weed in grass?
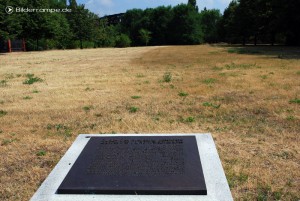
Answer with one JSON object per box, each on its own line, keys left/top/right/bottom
{"left": 23, "top": 74, "right": 43, "bottom": 85}
{"left": 83, "top": 105, "right": 93, "bottom": 112}
{"left": 163, "top": 72, "right": 172, "bottom": 82}
{"left": 272, "top": 191, "right": 282, "bottom": 200}
{"left": 0, "top": 80, "right": 7, "bottom": 87}
{"left": 185, "top": 116, "right": 195, "bottom": 123}
{"left": 170, "top": 84, "right": 175, "bottom": 89}
{"left": 36, "top": 150, "right": 46, "bottom": 156}
{"left": 0, "top": 130, "right": 2, "bottom": 134}
{"left": 203, "top": 78, "right": 217, "bottom": 84}
{"left": 289, "top": 98, "right": 300, "bottom": 104}
{"left": 131, "top": 96, "right": 141, "bottom": 99}
{"left": 219, "top": 73, "right": 226, "bottom": 76}
{"left": 152, "top": 116, "right": 160, "bottom": 121}
{"left": 95, "top": 113, "right": 102, "bottom": 117}
{"left": 23, "top": 96, "right": 32, "bottom": 100}
{"left": 136, "top": 73, "right": 145, "bottom": 78}
{"left": 47, "top": 123, "right": 72, "bottom": 138}
{"left": 228, "top": 172, "right": 249, "bottom": 188}
{"left": 178, "top": 92, "right": 189, "bottom": 97}
{"left": 85, "top": 87, "right": 92, "bottom": 91}
{"left": 212, "top": 66, "right": 223, "bottom": 71}
{"left": 273, "top": 151, "right": 294, "bottom": 160}
{"left": 286, "top": 115, "right": 295, "bottom": 121}
{"left": 203, "top": 102, "right": 221, "bottom": 109}
{"left": 32, "top": 90, "right": 40, "bottom": 93}
{"left": 225, "top": 63, "right": 256, "bottom": 70}
{"left": 260, "top": 75, "right": 268, "bottom": 79}
{"left": 129, "top": 106, "right": 139, "bottom": 113}
{"left": 1, "top": 139, "right": 13, "bottom": 145}
{"left": 0, "top": 100, "right": 4, "bottom": 104}
{"left": 257, "top": 185, "right": 271, "bottom": 201}
{"left": 297, "top": 71, "right": 300, "bottom": 75}
{"left": 0, "top": 110, "right": 8, "bottom": 117}
{"left": 143, "top": 80, "right": 150, "bottom": 84}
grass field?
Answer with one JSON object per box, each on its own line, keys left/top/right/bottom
{"left": 0, "top": 45, "right": 299, "bottom": 200}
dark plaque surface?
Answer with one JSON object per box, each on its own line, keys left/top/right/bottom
{"left": 57, "top": 136, "right": 207, "bottom": 195}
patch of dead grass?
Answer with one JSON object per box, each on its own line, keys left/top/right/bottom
{"left": 0, "top": 45, "right": 299, "bottom": 200}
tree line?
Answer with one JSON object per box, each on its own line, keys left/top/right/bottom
{"left": 0, "top": 0, "right": 299, "bottom": 51}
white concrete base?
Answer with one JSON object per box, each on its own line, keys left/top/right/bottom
{"left": 30, "top": 134, "right": 233, "bottom": 201}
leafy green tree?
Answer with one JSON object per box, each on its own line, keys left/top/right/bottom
{"left": 148, "top": 6, "right": 173, "bottom": 45}
{"left": 0, "top": 0, "right": 23, "bottom": 40}
{"left": 21, "top": 0, "right": 54, "bottom": 50}
{"left": 115, "top": 34, "right": 131, "bottom": 47}
{"left": 139, "top": 29, "right": 151, "bottom": 46}
{"left": 46, "top": 13, "right": 72, "bottom": 49}
{"left": 121, "top": 9, "right": 144, "bottom": 45}
{"left": 168, "top": 4, "right": 203, "bottom": 45}
{"left": 67, "top": 4, "right": 97, "bottom": 49}
{"left": 94, "top": 19, "right": 120, "bottom": 47}
{"left": 188, "top": 0, "right": 198, "bottom": 11}
{"left": 200, "top": 8, "right": 222, "bottom": 43}
{"left": 218, "top": 1, "right": 239, "bottom": 43}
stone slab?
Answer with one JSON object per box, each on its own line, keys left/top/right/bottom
{"left": 30, "top": 134, "right": 233, "bottom": 201}
{"left": 57, "top": 136, "right": 206, "bottom": 195}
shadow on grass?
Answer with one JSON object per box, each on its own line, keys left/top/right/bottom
{"left": 216, "top": 44, "right": 300, "bottom": 59}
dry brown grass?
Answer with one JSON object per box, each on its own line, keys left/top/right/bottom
{"left": 0, "top": 45, "right": 299, "bottom": 200}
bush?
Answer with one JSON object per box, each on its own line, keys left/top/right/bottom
{"left": 115, "top": 34, "right": 131, "bottom": 48}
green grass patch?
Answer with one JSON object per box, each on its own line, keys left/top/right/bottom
{"left": 178, "top": 92, "right": 189, "bottom": 97}
{"left": 32, "top": 90, "right": 40, "bottom": 93}
{"left": 163, "top": 72, "right": 172, "bottom": 82}
{"left": 0, "top": 110, "right": 8, "bottom": 117}
{"left": 0, "top": 80, "right": 7, "bottom": 87}
{"left": 289, "top": 98, "right": 300, "bottom": 104}
{"left": 36, "top": 150, "right": 46, "bottom": 156}
{"left": 203, "top": 78, "right": 217, "bottom": 84}
{"left": 129, "top": 106, "right": 139, "bottom": 113}
{"left": 260, "top": 75, "right": 268, "bottom": 79}
{"left": 203, "top": 102, "right": 221, "bottom": 109}
{"left": 23, "top": 96, "right": 32, "bottom": 100}
{"left": 225, "top": 62, "right": 257, "bottom": 70}
{"left": 257, "top": 184, "right": 271, "bottom": 201}
{"left": 1, "top": 139, "right": 14, "bottom": 146}
{"left": 228, "top": 172, "right": 249, "bottom": 188}
{"left": 286, "top": 115, "right": 295, "bottom": 121}
{"left": 212, "top": 66, "right": 223, "bottom": 71}
{"left": 131, "top": 96, "right": 141, "bottom": 99}
{"left": 83, "top": 105, "right": 93, "bottom": 112}
{"left": 23, "top": 74, "right": 43, "bottom": 85}
{"left": 185, "top": 116, "right": 195, "bottom": 122}
{"left": 46, "top": 123, "right": 73, "bottom": 138}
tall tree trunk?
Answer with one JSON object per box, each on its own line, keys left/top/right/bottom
{"left": 80, "top": 39, "right": 83, "bottom": 49}
{"left": 7, "top": 39, "right": 12, "bottom": 53}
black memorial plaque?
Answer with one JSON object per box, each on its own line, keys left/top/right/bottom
{"left": 57, "top": 136, "right": 207, "bottom": 195}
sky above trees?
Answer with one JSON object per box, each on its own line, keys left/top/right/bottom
{"left": 77, "top": 0, "right": 231, "bottom": 16}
